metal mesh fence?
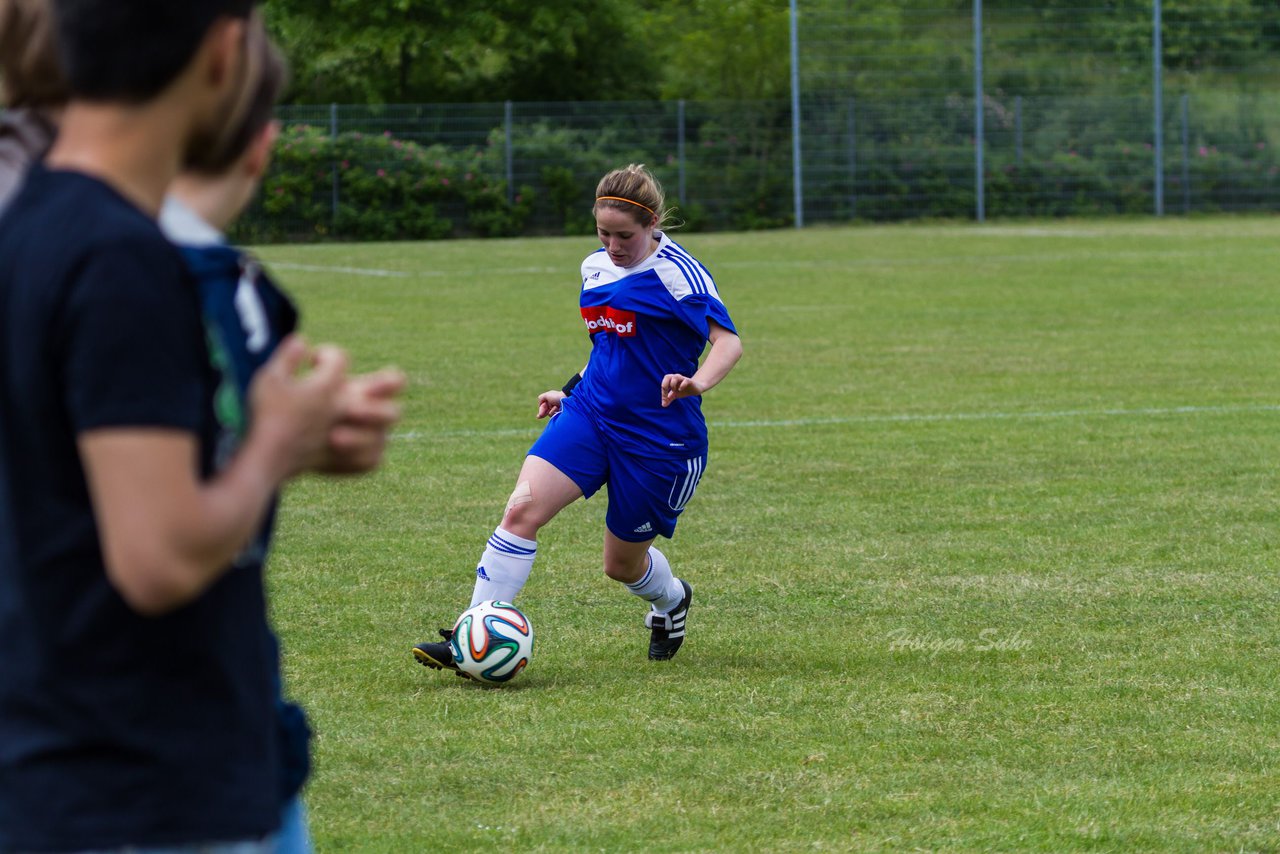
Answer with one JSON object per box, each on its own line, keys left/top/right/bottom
{"left": 796, "top": 1, "right": 1280, "bottom": 225}
{"left": 236, "top": 100, "right": 796, "bottom": 241}
{"left": 230, "top": 2, "right": 1280, "bottom": 242}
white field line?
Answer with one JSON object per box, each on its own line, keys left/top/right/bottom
{"left": 266, "top": 262, "right": 565, "bottom": 279}
{"left": 267, "top": 261, "right": 430, "bottom": 278}
{"left": 392, "top": 403, "right": 1280, "bottom": 442}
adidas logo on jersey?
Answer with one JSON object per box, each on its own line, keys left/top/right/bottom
{"left": 633, "top": 522, "right": 654, "bottom": 534}
{"left": 476, "top": 565, "right": 491, "bottom": 581}
{"left": 581, "top": 306, "right": 637, "bottom": 337}
{"left": 590, "top": 271, "right": 601, "bottom": 280}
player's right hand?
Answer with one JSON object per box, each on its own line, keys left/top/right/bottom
{"left": 250, "top": 335, "right": 348, "bottom": 477}
{"left": 537, "top": 390, "right": 566, "bottom": 420}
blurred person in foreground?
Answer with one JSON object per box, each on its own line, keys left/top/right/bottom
{"left": 0, "top": 0, "right": 67, "bottom": 211}
{"left": 0, "top": 1, "right": 400, "bottom": 851}
{"left": 157, "top": 31, "right": 406, "bottom": 854}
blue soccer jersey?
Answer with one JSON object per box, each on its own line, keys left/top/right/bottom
{"left": 567, "top": 232, "right": 736, "bottom": 458}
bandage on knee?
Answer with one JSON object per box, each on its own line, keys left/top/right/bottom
{"left": 506, "top": 480, "right": 533, "bottom": 513}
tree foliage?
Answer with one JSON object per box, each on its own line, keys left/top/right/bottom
{"left": 265, "top": 0, "right": 1280, "bottom": 105}
{"left": 636, "top": 0, "right": 791, "bottom": 101}
{"left": 265, "top": 0, "right": 659, "bottom": 103}
{"left": 1035, "top": 0, "right": 1272, "bottom": 72}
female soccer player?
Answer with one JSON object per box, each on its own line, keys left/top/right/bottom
{"left": 414, "top": 163, "right": 742, "bottom": 672}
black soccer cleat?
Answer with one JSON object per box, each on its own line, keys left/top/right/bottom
{"left": 645, "top": 579, "right": 692, "bottom": 661}
{"left": 412, "top": 629, "right": 472, "bottom": 679}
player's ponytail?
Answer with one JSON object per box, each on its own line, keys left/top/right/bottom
{"left": 593, "top": 164, "right": 677, "bottom": 231}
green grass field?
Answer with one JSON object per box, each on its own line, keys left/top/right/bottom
{"left": 255, "top": 218, "right": 1280, "bottom": 852}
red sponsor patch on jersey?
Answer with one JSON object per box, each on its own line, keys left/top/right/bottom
{"left": 581, "top": 306, "right": 637, "bottom": 337}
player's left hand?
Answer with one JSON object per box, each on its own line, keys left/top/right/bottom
{"left": 537, "top": 390, "right": 567, "bottom": 419}
{"left": 661, "top": 373, "right": 704, "bottom": 407}
{"left": 319, "top": 368, "right": 406, "bottom": 474}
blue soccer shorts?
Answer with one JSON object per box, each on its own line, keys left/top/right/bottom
{"left": 528, "top": 403, "right": 707, "bottom": 542}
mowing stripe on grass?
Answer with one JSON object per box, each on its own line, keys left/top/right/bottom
{"left": 393, "top": 403, "right": 1280, "bottom": 441}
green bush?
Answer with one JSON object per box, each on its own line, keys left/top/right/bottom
{"left": 233, "top": 124, "right": 532, "bottom": 243}
{"left": 232, "top": 101, "right": 1280, "bottom": 242}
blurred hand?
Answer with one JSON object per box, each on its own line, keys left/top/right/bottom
{"left": 318, "top": 368, "right": 407, "bottom": 475}
{"left": 249, "top": 336, "right": 348, "bottom": 477}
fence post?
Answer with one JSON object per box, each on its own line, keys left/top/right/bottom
{"left": 329, "top": 103, "right": 339, "bottom": 225}
{"left": 504, "top": 100, "right": 514, "bottom": 205}
{"left": 789, "top": 0, "right": 804, "bottom": 228}
{"left": 1153, "top": 0, "right": 1164, "bottom": 216}
{"left": 973, "top": 0, "right": 985, "bottom": 223}
{"left": 677, "top": 99, "right": 687, "bottom": 205}
{"left": 847, "top": 97, "right": 856, "bottom": 219}
{"left": 1015, "top": 95, "right": 1023, "bottom": 167}
{"left": 1179, "top": 93, "right": 1190, "bottom": 214}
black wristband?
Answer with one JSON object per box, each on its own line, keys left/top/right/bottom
{"left": 561, "top": 372, "right": 582, "bottom": 396}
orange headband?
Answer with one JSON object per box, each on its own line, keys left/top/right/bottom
{"left": 596, "top": 196, "right": 657, "bottom": 218}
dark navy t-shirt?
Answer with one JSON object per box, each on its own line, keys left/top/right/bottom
{"left": 0, "top": 166, "right": 280, "bottom": 851}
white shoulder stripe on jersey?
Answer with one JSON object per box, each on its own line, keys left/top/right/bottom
{"left": 651, "top": 250, "right": 696, "bottom": 299}
{"left": 665, "top": 243, "right": 722, "bottom": 302}
{"left": 657, "top": 249, "right": 706, "bottom": 298}
{"left": 665, "top": 243, "right": 713, "bottom": 286}
{"left": 668, "top": 249, "right": 708, "bottom": 295}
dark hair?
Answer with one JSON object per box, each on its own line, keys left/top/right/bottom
{"left": 52, "top": 0, "right": 257, "bottom": 102}
{"left": 186, "top": 29, "right": 285, "bottom": 175}
{"left": 593, "top": 163, "right": 674, "bottom": 230}
{"left": 0, "top": 0, "right": 67, "bottom": 108}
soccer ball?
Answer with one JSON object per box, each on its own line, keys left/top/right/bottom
{"left": 449, "top": 601, "right": 533, "bottom": 684}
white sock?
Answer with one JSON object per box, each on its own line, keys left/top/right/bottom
{"left": 624, "top": 546, "right": 684, "bottom": 614}
{"left": 469, "top": 527, "right": 537, "bottom": 607}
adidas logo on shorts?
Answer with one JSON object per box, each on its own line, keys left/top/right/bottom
{"left": 633, "top": 522, "right": 654, "bottom": 534}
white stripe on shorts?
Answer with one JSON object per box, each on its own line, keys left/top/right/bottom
{"left": 668, "top": 456, "right": 703, "bottom": 511}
